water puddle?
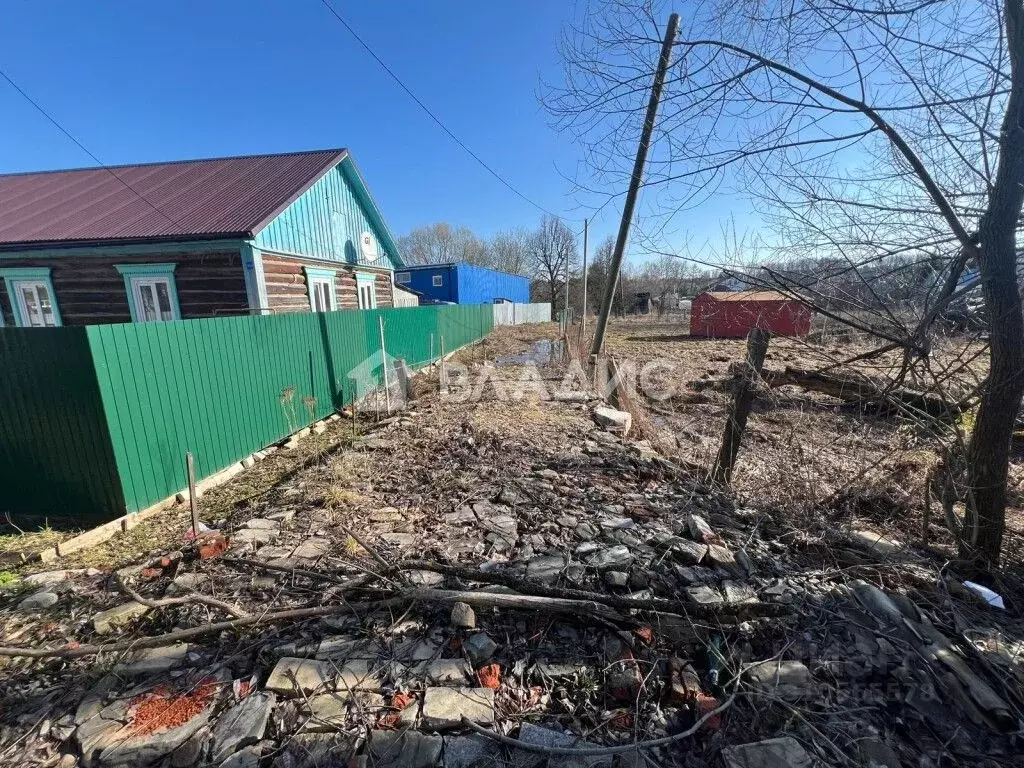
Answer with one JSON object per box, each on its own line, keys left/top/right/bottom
{"left": 494, "top": 339, "right": 565, "bottom": 367}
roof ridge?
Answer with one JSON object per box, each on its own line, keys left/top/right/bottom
{"left": 0, "top": 148, "right": 348, "bottom": 179}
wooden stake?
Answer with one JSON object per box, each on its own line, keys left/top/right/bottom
{"left": 185, "top": 451, "right": 200, "bottom": 537}
{"left": 712, "top": 329, "right": 771, "bottom": 484}
{"left": 378, "top": 316, "right": 391, "bottom": 416}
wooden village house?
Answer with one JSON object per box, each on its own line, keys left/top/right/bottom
{"left": 0, "top": 148, "right": 403, "bottom": 327}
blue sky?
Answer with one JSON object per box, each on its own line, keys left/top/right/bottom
{"left": 0, "top": 0, "right": 752, "bottom": 257}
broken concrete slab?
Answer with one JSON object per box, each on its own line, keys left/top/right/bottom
{"left": 443, "top": 734, "right": 498, "bottom": 768}
{"left": 512, "top": 723, "right": 612, "bottom": 768}
{"left": 113, "top": 644, "right": 191, "bottom": 676}
{"left": 92, "top": 601, "right": 149, "bottom": 634}
{"left": 265, "top": 658, "right": 334, "bottom": 697}
{"left": 721, "top": 737, "right": 812, "bottom": 768}
{"left": 209, "top": 692, "right": 274, "bottom": 763}
{"left": 419, "top": 658, "right": 471, "bottom": 685}
{"left": 585, "top": 545, "right": 633, "bottom": 571}
{"left": 722, "top": 580, "right": 758, "bottom": 604}
{"left": 421, "top": 687, "right": 495, "bottom": 730}
{"left": 525, "top": 554, "right": 567, "bottom": 584}
{"left": 592, "top": 406, "right": 632, "bottom": 435}
{"left": 368, "top": 729, "right": 443, "bottom": 768}
{"left": 743, "top": 660, "right": 813, "bottom": 701}
{"left": 290, "top": 537, "right": 331, "bottom": 560}
{"left": 685, "top": 584, "right": 724, "bottom": 605}
{"left": 18, "top": 590, "right": 58, "bottom": 611}
{"left": 463, "top": 633, "right": 499, "bottom": 667}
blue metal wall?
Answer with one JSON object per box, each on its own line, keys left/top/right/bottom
{"left": 397, "top": 265, "right": 456, "bottom": 303}
{"left": 255, "top": 161, "right": 400, "bottom": 269}
{"left": 396, "top": 264, "right": 528, "bottom": 304}
{"left": 456, "top": 264, "right": 530, "bottom": 304}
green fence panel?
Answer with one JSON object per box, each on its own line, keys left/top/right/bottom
{"left": 0, "top": 328, "right": 124, "bottom": 525}
{"left": 86, "top": 305, "right": 492, "bottom": 515}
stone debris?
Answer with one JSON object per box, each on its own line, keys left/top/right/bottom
{"left": 721, "top": 737, "right": 812, "bottom": 768}
{"left": 1, "top": 331, "right": 1017, "bottom": 768}
{"left": 450, "top": 601, "right": 476, "bottom": 629}
{"left": 421, "top": 687, "right": 495, "bottom": 730}
{"left": 18, "top": 590, "right": 58, "bottom": 611}
{"left": 743, "top": 660, "right": 814, "bottom": 701}
{"left": 209, "top": 691, "right": 274, "bottom": 762}
{"left": 592, "top": 405, "right": 632, "bottom": 434}
{"left": 92, "top": 601, "right": 149, "bottom": 634}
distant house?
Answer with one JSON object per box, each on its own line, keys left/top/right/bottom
{"left": 394, "top": 263, "right": 529, "bottom": 305}
{"left": 0, "top": 148, "right": 403, "bottom": 327}
{"left": 690, "top": 291, "right": 812, "bottom": 338}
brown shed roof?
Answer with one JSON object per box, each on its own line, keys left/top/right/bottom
{"left": 703, "top": 290, "right": 796, "bottom": 302}
{"left": 0, "top": 148, "right": 348, "bottom": 248}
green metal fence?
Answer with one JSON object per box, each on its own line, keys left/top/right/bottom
{"left": 0, "top": 305, "right": 492, "bottom": 525}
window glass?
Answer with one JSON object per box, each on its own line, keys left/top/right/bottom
{"left": 311, "top": 279, "right": 333, "bottom": 312}
{"left": 432, "top": 275, "right": 443, "bottom": 287}
{"left": 14, "top": 281, "right": 58, "bottom": 327}
{"left": 396, "top": 272, "right": 411, "bottom": 284}
{"left": 130, "top": 276, "right": 178, "bottom": 322}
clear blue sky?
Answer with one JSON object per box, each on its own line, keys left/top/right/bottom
{"left": 0, "top": 0, "right": 751, "bottom": 256}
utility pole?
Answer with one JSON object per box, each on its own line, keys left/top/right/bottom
{"left": 581, "top": 218, "right": 589, "bottom": 338}
{"left": 589, "top": 12, "right": 680, "bottom": 357}
{"left": 563, "top": 247, "right": 571, "bottom": 328}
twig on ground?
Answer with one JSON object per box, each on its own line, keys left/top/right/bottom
{"left": 462, "top": 686, "right": 737, "bottom": 756}
{"left": 117, "top": 574, "right": 250, "bottom": 619}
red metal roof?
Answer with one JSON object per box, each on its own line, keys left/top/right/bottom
{"left": 702, "top": 290, "right": 795, "bottom": 302}
{"left": 0, "top": 148, "right": 348, "bottom": 248}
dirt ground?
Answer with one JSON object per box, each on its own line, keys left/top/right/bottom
{"left": 0, "top": 321, "right": 1022, "bottom": 768}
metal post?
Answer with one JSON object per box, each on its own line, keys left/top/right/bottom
{"left": 439, "top": 335, "right": 447, "bottom": 389}
{"left": 430, "top": 333, "right": 434, "bottom": 366}
{"left": 589, "top": 12, "right": 680, "bottom": 357}
{"left": 378, "top": 316, "right": 391, "bottom": 416}
{"left": 185, "top": 451, "right": 200, "bottom": 537}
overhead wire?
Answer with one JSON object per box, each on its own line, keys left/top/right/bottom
{"left": 0, "top": 65, "right": 181, "bottom": 228}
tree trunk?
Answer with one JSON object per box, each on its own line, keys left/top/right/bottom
{"left": 962, "top": 0, "right": 1024, "bottom": 567}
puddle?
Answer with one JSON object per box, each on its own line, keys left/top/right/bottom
{"left": 495, "top": 340, "right": 565, "bottom": 367}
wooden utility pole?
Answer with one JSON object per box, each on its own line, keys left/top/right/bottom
{"left": 185, "top": 451, "right": 200, "bottom": 537}
{"left": 712, "top": 329, "right": 771, "bottom": 484}
{"left": 589, "top": 12, "right": 680, "bottom": 358}
{"left": 378, "top": 316, "right": 391, "bottom": 416}
{"left": 581, "top": 218, "right": 589, "bottom": 339}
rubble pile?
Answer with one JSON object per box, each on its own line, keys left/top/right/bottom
{"left": 0, "top": 335, "right": 1021, "bottom": 767}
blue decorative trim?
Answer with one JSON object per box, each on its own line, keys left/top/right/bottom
{"left": 0, "top": 267, "right": 62, "bottom": 326}
{"left": 115, "top": 263, "right": 181, "bottom": 322}
{"left": 241, "top": 243, "right": 269, "bottom": 315}
{"left": 304, "top": 266, "right": 337, "bottom": 311}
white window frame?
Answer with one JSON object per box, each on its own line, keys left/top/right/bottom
{"left": 115, "top": 264, "right": 181, "bottom": 323}
{"left": 304, "top": 267, "right": 337, "bottom": 313}
{"left": 356, "top": 273, "right": 378, "bottom": 310}
{"left": 395, "top": 271, "right": 411, "bottom": 284}
{"left": 0, "top": 268, "right": 62, "bottom": 327}
{"left": 432, "top": 274, "right": 444, "bottom": 287}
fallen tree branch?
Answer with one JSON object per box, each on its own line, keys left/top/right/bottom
{"left": 462, "top": 686, "right": 737, "bottom": 755}
{"left": 117, "top": 574, "right": 250, "bottom": 619}
{"left": 0, "top": 581, "right": 398, "bottom": 659}
{"left": 396, "top": 560, "right": 789, "bottom": 620}
{"left": 693, "top": 365, "right": 961, "bottom": 418}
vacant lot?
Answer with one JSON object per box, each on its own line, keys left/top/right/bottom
{"left": 0, "top": 321, "right": 1020, "bottom": 768}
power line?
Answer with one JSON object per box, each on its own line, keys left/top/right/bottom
{"left": 0, "top": 65, "right": 179, "bottom": 227}
{"left": 317, "top": 0, "right": 568, "bottom": 222}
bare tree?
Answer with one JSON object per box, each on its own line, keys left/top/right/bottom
{"left": 488, "top": 227, "right": 533, "bottom": 275}
{"left": 548, "top": 0, "right": 1024, "bottom": 567}
{"left": 397, "top": 223, "right": 487, "bottom": 266}
{"left": 529, "top": 215, "right": 580, "bottom": 319}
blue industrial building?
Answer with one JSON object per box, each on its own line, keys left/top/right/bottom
{"left": 394, "top": 263, "right": 529, "bottom": 305}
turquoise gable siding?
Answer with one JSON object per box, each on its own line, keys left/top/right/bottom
{"left": 254, "top": 163, "right": 399, "bottom": 269}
